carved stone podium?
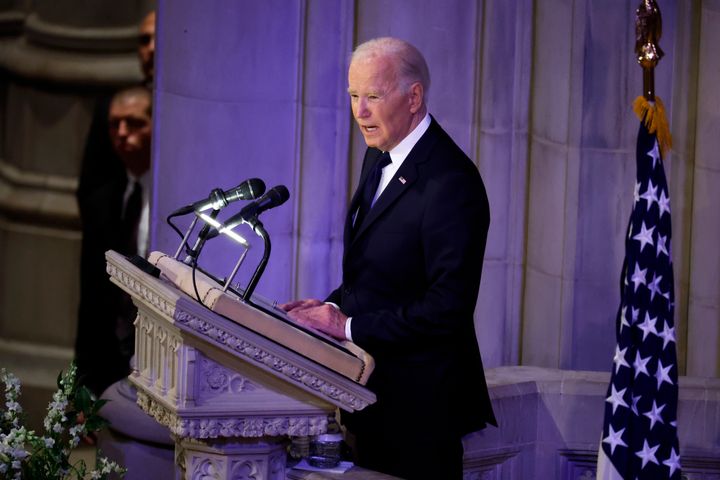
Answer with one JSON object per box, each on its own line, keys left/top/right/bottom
{"left": 105, "top": 250, "right": 376, "bottom": 479}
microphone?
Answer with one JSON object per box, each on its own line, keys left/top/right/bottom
{"left": 206, "top": 185, "right": 289, "bottom": 239}
{"left": 171, "top": 178, "right": 266, "bottom": 216}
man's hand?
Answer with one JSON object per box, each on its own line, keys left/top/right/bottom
{"left": 279, "top": 298, "right": 324, "bottom": 312}
{"left": 281, "top": 299, "right": 348, "bottom": 341}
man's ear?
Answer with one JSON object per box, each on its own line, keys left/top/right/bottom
{"left": 408, "top": 82, "right": 424, "bottom": 113}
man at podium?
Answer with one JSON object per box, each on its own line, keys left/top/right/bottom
{"left": 282, "top": 37, "right": 497, "bottom": 479}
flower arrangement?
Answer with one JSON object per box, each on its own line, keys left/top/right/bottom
{"left": 0, "top": 364, "right": 126, "bottom": 479}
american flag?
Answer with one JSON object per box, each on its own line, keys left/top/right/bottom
{"left": 596, "top": 115, "right": 682, "bottom": 479}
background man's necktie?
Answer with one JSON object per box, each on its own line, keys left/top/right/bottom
{"left": 354, "top": 152, "right": 391, "bottom": 233}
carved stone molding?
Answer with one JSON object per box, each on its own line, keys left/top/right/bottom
{"left": 190, "top": 457, "right": 224, "bottom": 480}
{"left": 463, "top": 449, "right": 520, "bottom": 480}
{"left": 173, "top": 310, "right": 371, "bottom": 411}
{"left": 107, "top": 262, "right": 176, "bottom": 319}
{"left": 227, "top": 459, "right": 258, "bottom": 480}
{"left": 558, "top": 450, "right": 598, "bottom": 480}
{"left": 136, "top": 390, "right": 328, "bottom": 439}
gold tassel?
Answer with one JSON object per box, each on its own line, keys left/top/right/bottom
{"left": 633, "top": 96, "right": 672, "bottom": 156}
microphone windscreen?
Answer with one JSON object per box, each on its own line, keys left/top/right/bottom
{"left": 267, "top": 185, "right": 290, "bottom": 206}
{"left": 241, "top": 178, "right": 266, "bottom": 199}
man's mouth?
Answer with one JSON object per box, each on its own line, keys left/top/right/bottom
{"left": 362, "top": 126, "right": 378, "bottom": 133}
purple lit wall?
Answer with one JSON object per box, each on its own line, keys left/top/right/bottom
{"left": 152, "top": 1, "right": 339, "bottom": 305}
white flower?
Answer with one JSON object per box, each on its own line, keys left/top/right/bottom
{"left": 11, "top": 447, "right": 28, "bottom": 460}
{"left": 1, "top": 365, "right": 125, "bottom": 479}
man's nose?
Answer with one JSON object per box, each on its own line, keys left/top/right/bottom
{"left": 117, "top": 120, "right": 129, "bottom": 136}
{"left": 356, "top": 98, "right": 370, "bottom": 118}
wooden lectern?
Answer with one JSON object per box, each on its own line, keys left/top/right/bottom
{"left": 106, "top": 250, "right": 376, "bottom": 480}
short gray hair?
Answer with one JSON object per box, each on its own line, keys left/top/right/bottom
{"left": 351, "top": 37, "right": 431, "bottom": 100}
{"left": 111, "top": 86, "right": 152, "bottom": 116}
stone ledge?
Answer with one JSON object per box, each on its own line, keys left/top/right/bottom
{"left": 462, "top": 366, "right": 720, "bottom": 479}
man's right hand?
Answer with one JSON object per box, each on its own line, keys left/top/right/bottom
{"left": 279, "top": 298, "right": 324, "bottom": 312}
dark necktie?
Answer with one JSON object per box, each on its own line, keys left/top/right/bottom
{"left": 354, "top": 152, "right": 391, "bottom": 232}
{"left": 123, "top": 181, "right": 142, "bottom": 254}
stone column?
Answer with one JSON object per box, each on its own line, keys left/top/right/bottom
{"left": 684, "top": 0, "right": 720, "bottom": 377}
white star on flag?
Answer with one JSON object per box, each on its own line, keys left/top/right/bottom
{"left": 606, "top": 384, "right": 629, "bottom": 414}
{"left": 643, "top": 400, "right": 666, "bottom": 430}
{"left": 633, "top": 350, "right": 651, "bottom": 379}
{"left": 630, "top": 263, "right": 648, "bottom": 292}
{"left": 640, "top": 180, "right": 659, "bottom": 211}
{"left": 620, "top": 305, "right": 631, "bottom": 333}
{"left": 657, "top": 190, "right": 671, "bottom": 218}
{"left": 602, "top": 425, "right": 628, "bottom": 454}
{"left": 634, "top": 181, "right": 642, "bottom": 205}
{"left": 637, "top": 312, "right": 658, "bottom": 341}
{"left": 654, "top": 360, "right": 674, "bottom": 390}
{"left": 647, "top": 141, "right": 661, "bottom": 169}
{"left": 663, "top": 448, "right": 682, "bottom": 476}
{"left": 656, "top": 234, "right": 669, "bottom": 258}
{"left": 636, "top": 440, "right": 660, "bottom": 469}
{"left": 633, "top": 221, "right": 655, "bottom": 253}
{"left": 631, "top": 394, "right": 642, "bottom": 416}
{"left": 614, "top": 345, "right": 630, "bottom": 373}
{"left": 647, "top": 272, "right": 664, "bottom": 302}
{"left": 658, "top": 321, "right": 676, "bottom": 350}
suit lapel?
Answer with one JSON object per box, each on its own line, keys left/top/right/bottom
{"left": 348, "top": 118, "right": 441, "bottom": 247}
{"left": 343, "top": 150, "right": 382, "bottom": 252}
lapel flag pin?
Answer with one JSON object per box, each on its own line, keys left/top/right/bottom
{"left": 399, "top": 176, "right": 406, "bottom": 184}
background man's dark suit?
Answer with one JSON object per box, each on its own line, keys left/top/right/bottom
{"left": 75, "top": 153, "right": 136, "bottom": 396}
{"left": 327, "top": 117, "right": 497, "bottom": 478}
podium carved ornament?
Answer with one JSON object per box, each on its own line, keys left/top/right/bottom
{"left": 107, "top": 263, "right": 176, "bottom": 317}
{"left": 190, "top": 457, "right": 224, "bottom": 480}
{"left": 228, "top": 459, "right": 257, "bottom": 480}
{"left": 137, "top": 390, "right": 328, "bottom": 438}
{"left": 200, "top": 358, "right": 256, "bottom": 400}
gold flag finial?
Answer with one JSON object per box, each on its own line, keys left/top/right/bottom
{"left": 635, "top": 0, "right": 664, "bottom": 72}
{"left": 633, "top": 0, "right": 671, "bottom": 154}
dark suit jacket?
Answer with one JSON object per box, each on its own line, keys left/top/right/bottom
{"left": 74, "top": 95, "right": 136, "bottom": 396}
{"left": 328, "top": 117, "right": 496, "bottom": 441}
